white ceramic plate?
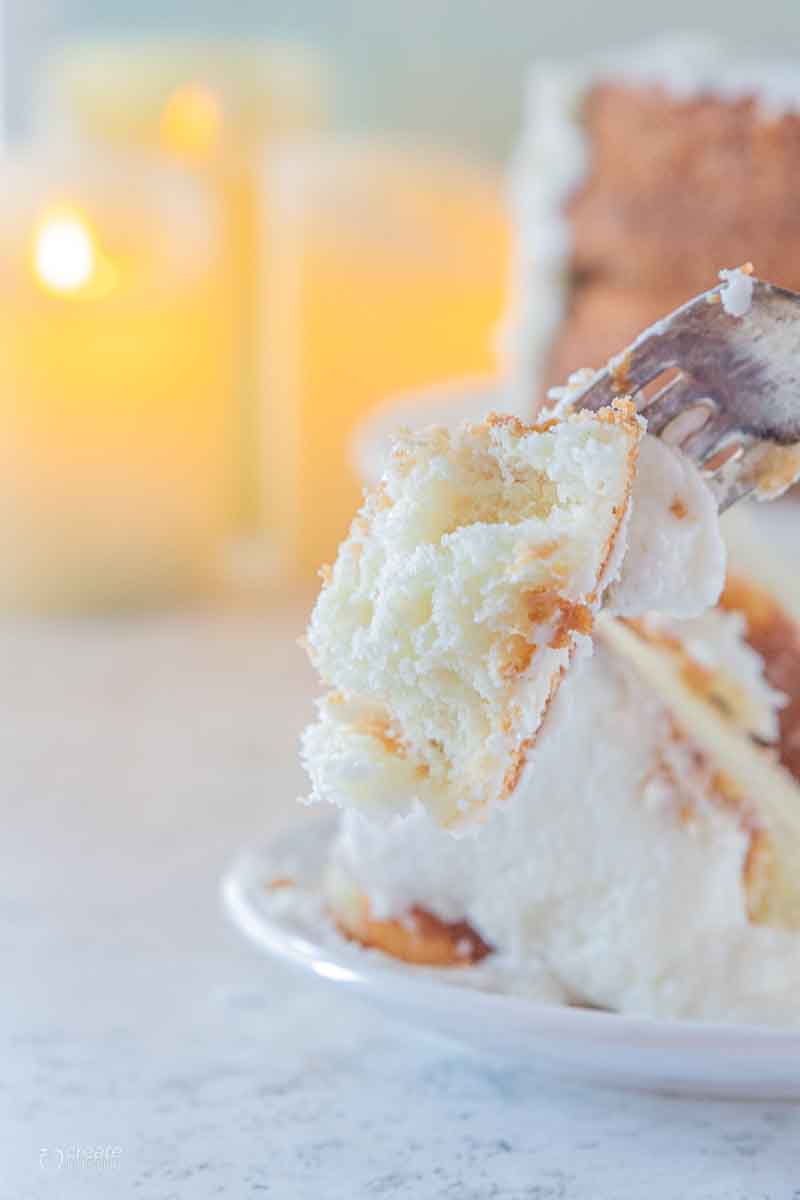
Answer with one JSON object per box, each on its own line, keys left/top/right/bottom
{"left": 222, "top": 815, "right": 800, "bottom": 1099}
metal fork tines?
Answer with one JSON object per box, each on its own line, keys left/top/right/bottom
{"left": 570, "top": 279, "right": 800, "bottom": 510}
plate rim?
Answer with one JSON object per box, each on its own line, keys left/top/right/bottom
{"left": 221, "top": 818, "right": 800, "bottom": 1060}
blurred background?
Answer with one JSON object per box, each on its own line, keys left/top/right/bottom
{"left": 5, "top": 8, "right": 800, "bottom": 1185}
{"left": 8, "top": 1, "right": 800, "bottom": 154}
{"left": 3, "top": 0, "right": 800, "bottom": 616}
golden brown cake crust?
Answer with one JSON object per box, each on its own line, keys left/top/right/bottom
{"left": 620, "top": 575, "right": 800, "bottom": 926}
{"left": 334, "top": 895, "right": 492, "bottom": 967}
{"left": 488, "top": 397, "right": 640, "bottom": 817}
{"left": 721, "top": 575, "right": 800, "bottom": 782}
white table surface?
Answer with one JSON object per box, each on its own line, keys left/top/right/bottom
{"left": 4, "top": 598, "right": 800, "bottom": 1199}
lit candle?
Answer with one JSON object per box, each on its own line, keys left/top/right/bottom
{"left": 0, "top": 150, "right": 232, "bottom": 612}
{"left": 259, "top": 139, "right": 510, "bottom": 575}
{"left": 40, "top": 40, "right": 328, "bottom": 543}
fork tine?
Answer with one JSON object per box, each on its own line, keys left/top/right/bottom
{"left": 640, "top": 374, "right": 710, "bottom": 437}
{"left": 696, "top": 424, "right": 748, "bottom": 468}
{"left": 645, "top": 377, "right": 750, "bottom": 470}
{"left": 703, "top": 443, "right": 759, "bottom": 509}
{"left": 567, "top": 277, "right": 800, "bottom": 506}
{"left": 573, "top": 344, "right": 680, "bottom": 413}
{"left": 572, "top": 280, "right": 800, "bottom": 441}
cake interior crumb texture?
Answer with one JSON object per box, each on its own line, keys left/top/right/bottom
{"left": 304, "top": 405, "right": 640, "bottom": 826}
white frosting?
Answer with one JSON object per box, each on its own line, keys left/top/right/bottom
{"left": 503, "top": 35, "right": 800, "bottom": 409}
{"left": 502, "top": 59, "right": 588, "bottom": 412}
{"left": 331, "top": 637, "right": 800, "bottom": 1026}
{"left": 719, "top": 266, "right": 755, "bottom": 317}
{"left": 608, "top": 436, "right": 726, "bottom": 619}
{"left": 640, "top": 607, "right": 786, "bottom": 744}
{"left": 614, "top": 37, "right": 800, "bottom": 114}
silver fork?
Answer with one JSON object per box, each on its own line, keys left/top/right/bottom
{"left": 579, "top": 280, "right": 800, "bottom": 895}
{"left": 570, "top": 278, "right": 800, "bottom": 510}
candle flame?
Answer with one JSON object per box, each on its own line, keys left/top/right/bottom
{"left": 34, "top": 214, "right": 95, "bottom": 293}
{"left": 159, "top": 85, "right": 222, "bottom": 159}
{"left": 33, "top": 210, "right": 118, "bottom": 299}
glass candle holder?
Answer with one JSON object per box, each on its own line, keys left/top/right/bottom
{"left": 39, "top": 39, "right": 329, "bottom": 548}
{"left": 0, "top": 145, "right": 233, "bottom": 613}
{"left": 258, "top": 137, "right": 510, "bottom": 576}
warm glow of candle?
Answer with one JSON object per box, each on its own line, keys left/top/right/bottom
{"left": 260, "top": 141, "right": 510, "bottom": 576}
{"left": 0, "top": 153, "right": 234, "bottom": 613}
{"left": 159, "top": 84, "right": 223, "bottom": 159}
{"left": 42, "top": 41, "right": 328, "bottom": 558}
{"left": 32, "top": 208, "right": 118, "bottom": 299}
{"left": 34, "top": 212, "right": 94, "bottom": 291}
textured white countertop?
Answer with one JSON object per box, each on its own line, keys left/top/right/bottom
{"left": 4, "top": 592, "right": 800, "bottom": 1199}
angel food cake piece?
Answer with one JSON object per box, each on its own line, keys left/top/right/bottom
{"left": 300, "top": 401, "right": 800, "bottom": 1024}
{"left": 303, "top": 402, "right": 644, "bottom": 826}
{"left": 325, "top": 579, "right": 800, "bottom": 1025}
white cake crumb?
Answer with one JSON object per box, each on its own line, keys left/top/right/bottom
{"left": 303, "top": 407, "right": 641, "bottom": 827}
{"left": 719, "top": 266, "right": 755, "bottom": 317}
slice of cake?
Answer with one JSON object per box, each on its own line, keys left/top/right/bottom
{"left": 303, "top": 402, "right": 642, "bottom": 826}
{"left": 302, "top": 403, "right": 800, "bottom": 1024}
{"left": 323, "top": 565, "right": 800, "bottom": 1024}
{"left": 504, "top": 36, "right": 800, "bottom": 412}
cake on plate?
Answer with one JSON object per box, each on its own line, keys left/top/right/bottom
{"left": 300, "top": 379, "right": 800, "bottom": 1025}
{"left": 294, "top": 37, "right": 800, "bottom": 1026}
{"left": 323, "top": 564, "right": 800, "bottom": 1022}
